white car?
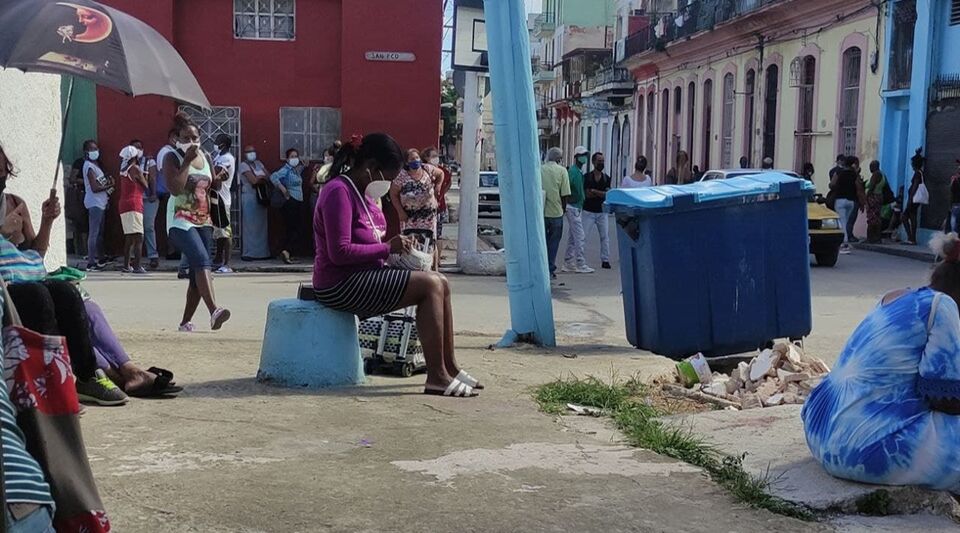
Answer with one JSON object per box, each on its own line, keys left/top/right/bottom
{"left": 478, "top": 171, "right": 500, "bottom": 215}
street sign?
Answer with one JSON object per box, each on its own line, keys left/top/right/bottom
{"left": 365, "top": 51, "right": 416, "bottom": 62}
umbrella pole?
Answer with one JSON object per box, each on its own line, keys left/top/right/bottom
{"left": 51, "top": 75, "right": 75, "bottom": 198}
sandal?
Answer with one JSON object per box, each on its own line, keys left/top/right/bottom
{"left": 126, "top": 371, "right": 183, "bottom": 398}
{"left": 424, "top": 377, "right": 478, "bottom": 398}
{"left": 456, "top": 370, "right": 485, "bottom": 390}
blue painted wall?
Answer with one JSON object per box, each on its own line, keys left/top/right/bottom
{"left": 935, "top": 0, "right": 960, "bottom": 75}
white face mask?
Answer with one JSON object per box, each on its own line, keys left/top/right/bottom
{"left": 364, "top": 170, "right": 391, "bottom": 198}
{"left": 429, "top": 157, "right": 441, "bottom": 166}
{"left": 245, "top": 152, "right": 256, "bottom": 162}
{"left": 288, "top": 158, "right": 300, "bottom": 167}
{"left": 176, "top": 141, "right": 199, "bottom": 153}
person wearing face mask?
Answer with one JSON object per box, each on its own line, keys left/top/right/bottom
{"left": 81, "top": 139, "right": 114, "bottom": 272}
{"left": 118, "top": 141, "right": 149, "bottom": 274}
{"left": 390, "top": 149, "right": 442, "bottom": 257}
{"left": 238, "top": 144, "right": 271, "bottom": 261}
{"left": 162, "top": 112, "right": 231, "bottom": 332}
{"left": 314, "top": 133, "right": 483, "bottom": 397}
{"left": 583, "top": 152, "right": 612, "bottom": 270}
{"left": 421, "top": 146, "right": 451, "bottom": 241}
{"left": 211, "top": 134, "right": 236, "bottom": 273}
{"left": 154, "top": 129, "right": 180, "bottom": 267}
{"left": 562, "top": 146, "right": 592, "bottom": 274}
{"left": 270, "top": 148, "right": 305, "bottom": 264}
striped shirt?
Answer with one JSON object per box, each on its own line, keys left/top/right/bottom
{"left": 0, "top": 236, "right": 47, "bottom": 284}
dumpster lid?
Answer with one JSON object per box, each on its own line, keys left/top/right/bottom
{"left": 605, "top": 172, "right": 814, "bottom": 210}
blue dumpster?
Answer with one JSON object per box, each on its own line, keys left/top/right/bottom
{"left": 605, "top": 173, "right": 814, "bottom": 359}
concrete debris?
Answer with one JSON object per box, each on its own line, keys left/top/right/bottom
{"left": 675, "top": 342, "right": 831, "bottom": 410}
{"left": 567, "top": 403, "right": 605, "bottom": 417}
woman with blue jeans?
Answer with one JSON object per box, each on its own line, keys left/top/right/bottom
{"left": 162, "top": 112, "right": 231, "bottom": 332}
{"left": 81, "top": 140, "right": 113, "bottom": 271}
{"left": 830, "top": 156, "right": 864, "bottom": 253}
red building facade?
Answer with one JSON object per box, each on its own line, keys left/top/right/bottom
{"left": 95, "top": 0, "right": 442, "bottom": 176}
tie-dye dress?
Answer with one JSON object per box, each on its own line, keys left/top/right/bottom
{"left": 801, "top": 287, "right": 960, "bottom": 492}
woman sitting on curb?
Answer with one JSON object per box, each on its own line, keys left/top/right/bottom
{"left": 312, "top": 133, "right": 483, "bottom": 398}
{"left": 803, "top": 232, "right": 960, "bottom": 492}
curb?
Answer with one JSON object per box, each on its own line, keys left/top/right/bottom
{"left": 852, "top": 243, "right": 935, "bottom": 263}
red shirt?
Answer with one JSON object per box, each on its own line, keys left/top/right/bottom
{"left": 118, "top": 171, "right": 144, "bottom": 214}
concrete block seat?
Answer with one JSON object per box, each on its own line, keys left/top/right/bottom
{"left": 257, "top": 298, "right": 364, "bottom": 388}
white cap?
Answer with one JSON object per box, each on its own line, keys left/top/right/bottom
{"left": 574, "top": 146, "right": 588, "bottom": 156}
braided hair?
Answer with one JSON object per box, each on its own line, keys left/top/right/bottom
{"left": 330, "top": 133, "right": 404, "bottom": 178}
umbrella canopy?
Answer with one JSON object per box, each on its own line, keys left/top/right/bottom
{"left": 0, "top": 0, "right": 210, "bottom": 108}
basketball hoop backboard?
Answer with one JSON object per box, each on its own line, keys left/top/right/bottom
{"left": 453, "top": 0, "right": 488, "bottom": 72}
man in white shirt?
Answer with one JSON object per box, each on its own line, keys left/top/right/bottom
{"left": 212, "top": 134, "right": 236, "bottom": 273}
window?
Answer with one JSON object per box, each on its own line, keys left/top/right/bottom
{"left": 661, "top": 88, "right": 670, "bottom": 176}
{"left": 889, "top": 1, "right": 917, "bottom": 89}
{"left": 179, "top": 105, "right": 241, "bottom": 250}
{"left": 621, "top": 116, "right": 631, "bottom": 183}
{"left": 702, "top": 79, "right": 713, "bottom": 170}
{"left": 743, "top": 69, "right": 756, "bottom": 166}
{"left": 645, "top": 93, "right": 655, "bottom": 165}
{"left": 762, "top": 64, "right": 779, "bottom": 161}
{"left": 279, "top": 107, "right": 341, "bottom": 160}
{"left": 673, "top": 86, "right": 682, "bottom": 165}
{"left": 611, "top": 117, "right": 622, "bottom": 182}
{"left": 234, "top": 0, "right": 295, "bottom": 40}
{"left": 952, "top": 0, "right": 960, "bottom": 25}
{"left": 687, "top": 82, "right": 696, "bottom": 159}
{"left": 839, "top": 47, "right": 862, "bottom": 157}
{"left": 795, "top": 56, "right": 816, "bottom": 171}
{"left": 721, "top": 73, "right": 736, "bottom": 168}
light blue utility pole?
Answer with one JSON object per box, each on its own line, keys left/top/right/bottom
{"left": 483, "top": 0, "right": 557, "bottom": 347}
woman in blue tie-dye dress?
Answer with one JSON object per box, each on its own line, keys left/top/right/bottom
{"left": 802, "top": 235, "right": 960, "bottom": 493}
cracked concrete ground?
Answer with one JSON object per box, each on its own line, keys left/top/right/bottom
{"left": 77, "top": 248, "right": 941, "bottom": 532}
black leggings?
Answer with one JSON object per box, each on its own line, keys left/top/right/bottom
{"left": 7, "top": 280, "right": 97, "bottom": 381}
{"left": 281, "top": 198, "right": 303, "bottom": 254}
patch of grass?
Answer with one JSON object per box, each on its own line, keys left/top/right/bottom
{"left": 534, "top": 375, "right": 815, "bottom": 521}
{"left": 855, "top": 490, "right": 892, "bottom": 516}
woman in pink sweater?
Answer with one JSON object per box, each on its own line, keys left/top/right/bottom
{"left": 313, "top": 133, "right": 482, "bottom": 398}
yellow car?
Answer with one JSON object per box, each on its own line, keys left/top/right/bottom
{"left": 701, "top": 169, "right": 844, "bottom": 267}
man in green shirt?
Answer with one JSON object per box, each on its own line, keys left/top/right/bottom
{"left": 542, "top": 147, "right": 570, "bottom": 277}
{"left": 562, "top": 146, "right": 593, "bottom": 273}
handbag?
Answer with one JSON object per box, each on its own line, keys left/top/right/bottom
{"left": 0, "top": 279, "right": 111, "bottom": 532}
{"left": 209, "top": 190, "right": 230, "bottom": 229}
{"left": 913, "top": 171, "right": 930, "bottom": 205}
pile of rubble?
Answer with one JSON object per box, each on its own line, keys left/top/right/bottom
{"left": 676, "top": 343, "right": 831, "bottom": 410}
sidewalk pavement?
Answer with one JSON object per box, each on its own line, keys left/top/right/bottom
{"left": 68, "top": 255, "right": 314, "bottom": 274}
{"left": 852, "top": 241, "right": 935, "bottom": 263}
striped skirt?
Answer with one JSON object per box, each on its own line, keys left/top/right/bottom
{"left": 314, "top": 269, "right": 412, "bottom": 319}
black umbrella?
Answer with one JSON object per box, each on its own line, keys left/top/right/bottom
{"left": 0, "top": 0, "right": 210, "bottom": 190}
{"left": 0, "top": 0, "right": 210, "bottom": 107}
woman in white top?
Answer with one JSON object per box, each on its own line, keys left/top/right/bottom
{"left": 620, "top": 156, "right": 653, "bottom": 189}
{"left": 81, "top": 139, "right": 114, "bottom": 271}
{"left": 238, "top": 144, "right": 271, "bottom": 260}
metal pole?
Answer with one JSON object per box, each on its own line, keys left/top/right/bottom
{"left": 51, "top": 75, "right": 75, "bottom": 197}
{"left": 456, "top": 71, "right": 482, "bottom": 265}
{"left": 483, "top": 0, "right": 557, "bottom": 347}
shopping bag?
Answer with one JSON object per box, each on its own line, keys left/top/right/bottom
{"left": 852, "top": 210, "right": 868, "bottom": 241}
{"left": 0, "top": 280, "right": 111, "bottom": 532}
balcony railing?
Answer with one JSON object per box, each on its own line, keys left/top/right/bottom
{"left": 622, "top": 0, "right": 787, "bottom": 61}
{"left": 533, "top": 12, "right": 556, "bottom": 37}
{"left": 584, "top": 67, "right": 632, "bottom": 93}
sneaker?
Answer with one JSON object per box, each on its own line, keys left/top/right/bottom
{"left": 560, "top": 262, "right": 574, "bottom": 273}
{"left": 215, "top": 266, "right": 234, "bottom": 274}
{"left": 149, "top": 258, "right": 160, "bottom": 269}
{"left": 86, "top": 264, "right": 104, "bottom": 272}
{"left": 178, "top": 322, "right": 196, "bottom": 332}
{"left": 210, "top": 308, "right": 231, "bottom": 331}
{"left": 177, "top": 269, "right": 190, "bottom": 280}
{"left": 574, "top": 265, "right": 596, "bottom": 274}
{"left": 120, "top": 266, "right": 132, "bottom": 274}
{"left": 840, "top": 244, "right": 852, "bottom": 255}
{"left": 601, "top": 262, "right": 612, "bottom": 270}
{"left": 132, "top": 266, "right": 148, "bottom": 274}
{"left": 76, "top": 370, "right": 128, "bottom": 406}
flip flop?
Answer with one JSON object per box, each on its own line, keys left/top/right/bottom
{"left": 424, "top": 377, "right": 478, "bottom": 398}
{"left": 147, "top": 367, "right": 175, "bottom": 383}
{"left": 456, "top": 370, "right": 485, "bottom": 390}
{"left": 126, "top": 372, "right": 183, "bottom": 398}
